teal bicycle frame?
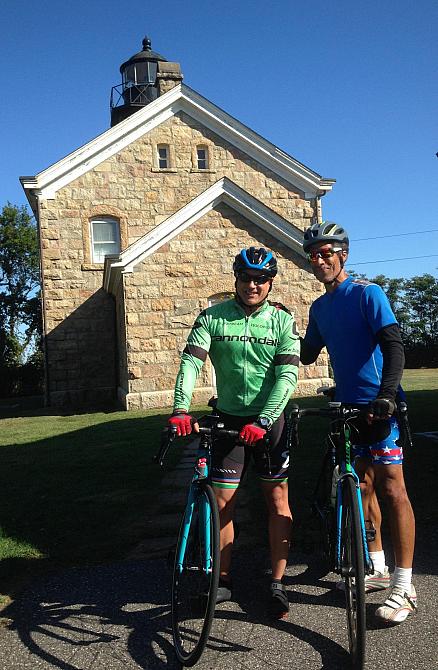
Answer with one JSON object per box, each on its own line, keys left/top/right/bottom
{"left": 174, "top": 437, "right": 214, "bottom": 576}
{"left": 334, "top": 422, "right": 373, "bottom": 575}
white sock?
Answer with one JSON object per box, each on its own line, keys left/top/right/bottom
{"left": 369, "top": 550, "right": 386, "bottom": 574}
{"left": 392, "top": 566, "right": 412, "bottom": 592}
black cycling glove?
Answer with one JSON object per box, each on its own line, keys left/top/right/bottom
{"left": 368, "top": 398, "right": 396, "bottom": 419}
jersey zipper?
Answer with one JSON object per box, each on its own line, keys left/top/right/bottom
{"left": 243, "top": 314, "right": 250, "bottom": 405}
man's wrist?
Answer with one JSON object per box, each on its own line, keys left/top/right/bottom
{"left": 256, "top": 416, "right": 273, "bottom": 430}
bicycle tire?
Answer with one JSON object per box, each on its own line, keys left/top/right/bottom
{"left": 172, "top": 483, "right": 220, "bottom": 666}
{"left": 313, "top": 451, "right": 336, "bottom": 573}
{"left": 340, "top": 476, "right": 366, "bottom": 670}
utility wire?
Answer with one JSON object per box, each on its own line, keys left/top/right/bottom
{"left": 350, "top": 254, "right": 438, "bottom": 266}
{"left": 351, "top": 228, "right": 438, "bottom": 242}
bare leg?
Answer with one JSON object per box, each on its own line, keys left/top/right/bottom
{"left": 213, "top": 486, "right": 239, "bottom": 579}
{"left": 356, "top": 457, "right": 383, "bottom": 552}
{"left": 261, "top": 480, "right": 293, "bottom": 581}
{"left": 373, "top": 463, "right": 415, "bottom": 568}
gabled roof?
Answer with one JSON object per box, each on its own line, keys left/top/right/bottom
{"left": 103, "top": 177, "right": 307, "bottom": 294}
{"left": 21, "top": 83, "right": 335, "bottom": 211}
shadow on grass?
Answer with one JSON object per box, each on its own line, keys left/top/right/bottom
{"left": 1, "top": 388, "right": 437, "bottom": 604}
{"left": 0, "top": 412, "right": 180, "bottom": 597}
{"left": 0, "top": 402, "right": 121, "bottom": 420}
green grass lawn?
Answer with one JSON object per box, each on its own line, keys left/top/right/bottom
{"left": 402, "top": 367, "right": 438, "bottom": 391}
{"left": 0, "top": 369, "right": 437, "bottom": 602}
{"left": 0, "top": 407, "right": 187, "bottom": 591}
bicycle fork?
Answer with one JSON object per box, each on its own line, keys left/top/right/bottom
{"left": 175, "top": 464, "right": 214, "bottom": 576}
{"left": 335, "top": 472, "right": 373, "bottom": 575}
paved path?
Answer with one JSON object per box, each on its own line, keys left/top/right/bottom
{"left": 1, "top": 440, "right": 437, "bottom": 669}
{"left": 1, "top": 552, "right": 436, "bottom": 670}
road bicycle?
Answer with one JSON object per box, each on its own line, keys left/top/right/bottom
{"left": 289, "top": 400, "right": 374, "bottom": 670}
{"left": 155, "top": 410, "right": 239, "bottom": 666}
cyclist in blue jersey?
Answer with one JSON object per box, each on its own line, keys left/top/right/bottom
{"left": 168, "top": 247, "right": 300, "bottom": 618}
{"left": 300, "top": 222, "right": 417, "bottom": 625}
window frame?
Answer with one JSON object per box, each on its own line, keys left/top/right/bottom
{"left": 90, "top": 216, "right": 121, "bottom": 264}
{"left": 196, "top": 145, "right": 208, "bottom": 170}
{"left": 157, "top": 144, "right": 170, "bottom": 169}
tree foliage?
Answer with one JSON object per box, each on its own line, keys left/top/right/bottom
{"left": 0, "top": 203, "right": 43, "bottom": 395}
{"left": 351, "top": 270, "right": 438, "bottom": 368}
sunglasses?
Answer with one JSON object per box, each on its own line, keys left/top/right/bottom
{"left": 237, "top": 272, "right": 272, "bottom": 285}
{"left": 306, "top": 247, "right": 343, "bottom": 263}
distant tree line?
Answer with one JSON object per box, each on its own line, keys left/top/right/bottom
{"left": 354, "top": 272, "right": 438, "bottom": 368}
{"left": 0, "top": 203, "right": 43, "bottom": 397}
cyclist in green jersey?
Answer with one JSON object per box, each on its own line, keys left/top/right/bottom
{"left": 168, "top": 247, "right": 299, "bottom": 618}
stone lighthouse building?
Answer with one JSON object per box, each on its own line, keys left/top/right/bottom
{"left": 21, "top": 37, "right": 333, "bottom": 409}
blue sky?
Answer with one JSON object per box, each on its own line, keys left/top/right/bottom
{"left": 1, "top": 0, "right": 437, "bottom": 279}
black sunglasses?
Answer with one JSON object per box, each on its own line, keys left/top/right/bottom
{"left": 237, "top": 272, "right": 271, "bottom": 285}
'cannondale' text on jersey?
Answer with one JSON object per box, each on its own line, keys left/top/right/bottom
{"left": 173, "top": 299, "right": 300, "bottom": 423}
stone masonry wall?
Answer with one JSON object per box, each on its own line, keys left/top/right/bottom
{"left": 39, "top": 110, "right": 328, "bottom": 407}
{"left": 121, "top": 204, "right": 329, "bottom": 410}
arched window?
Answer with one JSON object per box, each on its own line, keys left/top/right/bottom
{"left": 90, "top": 217, "right": 120, "bottom": 263}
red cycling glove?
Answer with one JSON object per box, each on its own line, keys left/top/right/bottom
{"left": 239, "top": 422, "right": 266, "bottom": 446}
{"left": 168, "top": 411, "right": 193, "bottom": 437}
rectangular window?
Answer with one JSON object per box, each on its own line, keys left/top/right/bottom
{"left": 158, "top": 145, "right": 169, "bottom": 169}
{"left": 91, "top": 218, "right": 120, "bottom": 263}
{"left": 197, "top": 146, "right": 208, "bottom": 170}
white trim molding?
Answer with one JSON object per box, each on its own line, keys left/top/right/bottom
{"left": 103, "top": 177, "right": 306, "bottom": 294}
{"left": 21, "top": 83, "right": 335, "bottom": 210}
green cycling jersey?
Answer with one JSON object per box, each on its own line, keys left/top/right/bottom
{"left": 173, "top": 298, "right": 300, "bottom": 423}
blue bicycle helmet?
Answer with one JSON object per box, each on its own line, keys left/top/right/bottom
{"left": 303, "top": 221, "right": 349, "bottom": 253}
{"left": 233, "top": 247, "right": 278, "bottom": 277}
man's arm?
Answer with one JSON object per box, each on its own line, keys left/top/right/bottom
{"left": 258, "top": 313, "right": 300, "bottom": 425}
{"left": 376, "top": 323, "right": 405, "bottom": 401}
{"left": 362, "top": 285, "right": 405, "bottom": 420}
{"left": 173, "top": 311, "right": 211, "bottom": 411}
{"left": 300, "top": 336, "right": 322, "bottom": 365}
{"left": 300, "top": 308, "right": 324, "bottom": 365}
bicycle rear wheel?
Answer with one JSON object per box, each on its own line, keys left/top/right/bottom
{"left": 312, "top": 451, "right": 336, "bottom": 573}
{"left": 340, "top": 476, "right": 366, "bottom": 670}
{"left": 172, "top": 483, "right": 220, "bottom": 666}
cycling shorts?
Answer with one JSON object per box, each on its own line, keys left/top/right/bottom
{"left": 350, "top": 415, "right": 403, "bottom": 465}
{"left": 210, "top": 411, "right": 290, "bottom": 489}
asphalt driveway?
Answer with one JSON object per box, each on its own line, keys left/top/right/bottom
{"left": 1, "top": 544, "right": 436, "bottom": 670}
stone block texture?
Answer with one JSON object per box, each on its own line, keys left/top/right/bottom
{"left": 38, "top": 111, "right": 329, "bottom": 408}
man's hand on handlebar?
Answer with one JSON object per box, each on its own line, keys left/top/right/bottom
{"left": 367, "top": 398, "right": 396, "bottom": 424}
{"left": 168, "top": 410, "right": 200, "bottom": 436}
{"left": 239, "top": 422, "right": 266, "bottom": 446}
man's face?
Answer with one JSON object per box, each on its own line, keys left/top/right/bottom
{"left": 306, "top": 242, "right": 347, "bottom": 284}
{"left": 235, "top": 269, "right": 272, "bottom": 307}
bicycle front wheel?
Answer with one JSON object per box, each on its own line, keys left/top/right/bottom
{"left": 172, "top": 483, "right": 220, "bottom": 666}
{"left": 340, "top": 476, "right": 366, "bottom": 670}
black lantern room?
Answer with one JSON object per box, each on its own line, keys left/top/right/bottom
{"left": 110, "top": 37, "right": 167, "bottom": 127}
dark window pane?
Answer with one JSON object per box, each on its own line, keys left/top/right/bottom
{"left": 158, "top": 146, "right": 169, "bottom": 169}
{"left": 197, "top": 147, "right": 207, "bottom": 169}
